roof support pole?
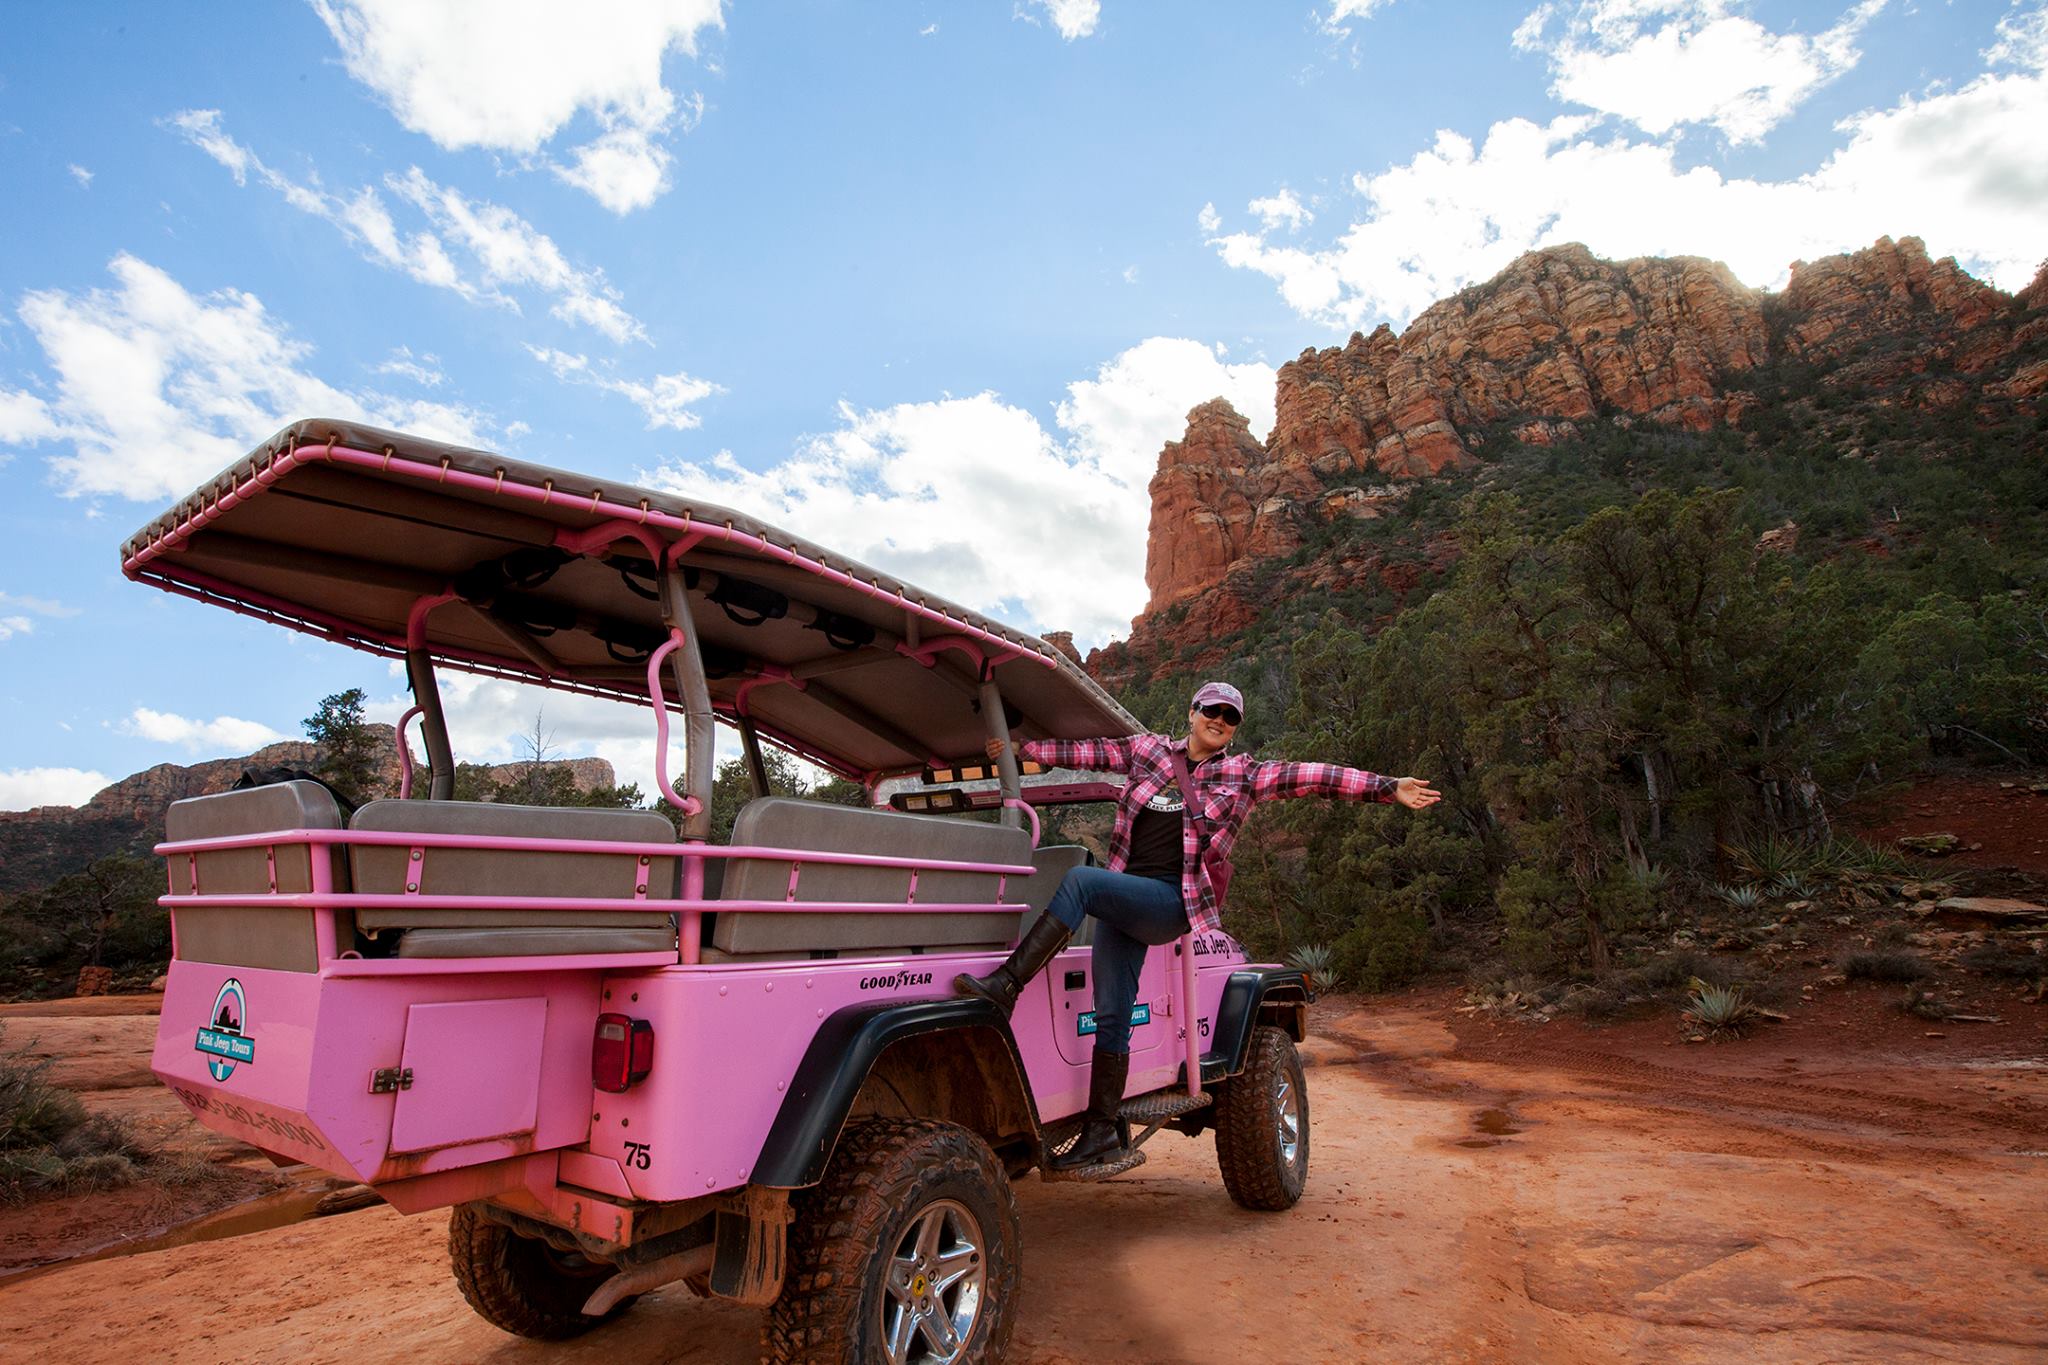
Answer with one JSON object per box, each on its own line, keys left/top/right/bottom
{"left": 978, "top": 677, "right": 1023, "bottom": 830}
{"left": 658, "top": 568, "right": 716, "bottom": 844}
{"left": 738, "top": 718, "right": 772, "bottom": 799}
{"left": 405, "top": 648, "right": 456, "bottom": 801}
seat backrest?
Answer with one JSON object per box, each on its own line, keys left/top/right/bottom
{"left": 1011, "top": 844, "right": 1093, "bottom": 935}
{"left": 349, "top": 800, "right": 679, "bottom": 933}
{"left": 163, "top": 780, "right": 349, "bottom": 973}
{"left": 712, "top": 797, "right": 1030, "bottom": 957}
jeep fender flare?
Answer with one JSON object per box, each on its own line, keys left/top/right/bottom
{"left": 1209, "top": 968, "right": 1314, "bottom": 1079}
{"left": 749, "top": 996, "right": 1039, "bottom": 1189}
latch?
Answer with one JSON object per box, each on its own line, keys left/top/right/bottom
{"left": 369, "top": 1066, "right": 414, "bottom": 1094}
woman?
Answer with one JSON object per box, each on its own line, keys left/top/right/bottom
{"left": 955, "top": 681, "right": 1441, "bottom": 1170}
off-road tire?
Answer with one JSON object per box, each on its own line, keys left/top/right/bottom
{"left": 448, "top": 1202, "right": 628, "bottom": 1340}
{"left": 766, "top": 1117, "right": 1020, "bottom": 1364}
{"left": 1215, "top": 1024, "right": 1309, "bottom": 1210}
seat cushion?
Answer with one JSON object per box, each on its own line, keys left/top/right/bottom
{"left": 714, "top": 798, "right": 1031, "bottom": 956}
{"left": 349, "top": 800, "right": 679, "bottom": 933}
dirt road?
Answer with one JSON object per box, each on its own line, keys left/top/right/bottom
{"left": 4, "top": 986, "right": 2043, "bottom": 1363}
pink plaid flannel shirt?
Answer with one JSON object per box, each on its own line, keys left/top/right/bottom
{"left": 1018, "top": 732, "right": 1398, "bottom": 934}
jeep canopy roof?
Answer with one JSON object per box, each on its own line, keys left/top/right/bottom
{"left": 121, "top": 418, "right": 1140, "bottom": 778}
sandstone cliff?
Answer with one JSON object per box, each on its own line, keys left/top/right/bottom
{"left": 1100, "top": 237, "right": 2043, "bottom": 692}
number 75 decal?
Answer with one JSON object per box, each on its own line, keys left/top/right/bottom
{"left": 621, "top": 1140, "right": 653, "bottom": 1170}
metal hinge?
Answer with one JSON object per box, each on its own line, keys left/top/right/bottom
{"left": 369, "top": 1067, "right": 414, "bottom": 1094}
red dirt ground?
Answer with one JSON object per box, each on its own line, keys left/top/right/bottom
{"left": 1, "top": 770, "right": 2043, "bottom": 1360}
{"left": 1846, "top": 768, "right": 2048, "bottom": 877}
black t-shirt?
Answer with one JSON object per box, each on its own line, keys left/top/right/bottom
{"left": 1123, "top": 777, "right": 1185, "bottom": 884}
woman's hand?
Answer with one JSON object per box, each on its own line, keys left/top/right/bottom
{"left": 985, "top": 737, "right": 1013, "bottom": 763}
{"left": 1394, "top": 777, "right": 1441, "bottom": 810}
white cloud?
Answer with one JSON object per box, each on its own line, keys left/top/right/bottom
{"left": 0, "top": 254, "right": 490, "bottom": 502}
{"left": 311, "top": 0, "right": 722, "bottom": 213}
{"left": 121, "top": 707, "right": 289, "bottom": 754}
{"left": 1987, "top": 2, "right": 2048, "bottom": 70}
{"left": 1322, "top": 0, "right": 1397, "bottom": 37}
{"left": 0, "top": 388, "right": 61, "bottom": 445}
{"left": 1018, "top": 0, "right": 1101, "bottom": 40}
{"left": 528, "top": 346, "right": 721, "bottom": 430}
{"left": 1517, "top": 0, "right": 1886, "bottom": 143}
{"left": 0, "top": 591, "right": 79, "bottom": 633}
{"left": 373, "top": 346, "right": 444, "bottom": 387}
{"left": 168, "top": 112, "right": 647, "bottom": 343}
{"left": 1210, "top": 43, "right": 2048, "bottom": 331}
{"left": 1197, "top": 201, "right": 1222, "bottom": 233}
{"left": 388, "top": 168, "right": 647, "bottom": 343}
{"left": 67, "top": 164, "right": 94, "bottom": 188}
{"left": 1249, "top": 187, "right": 1313, "bottom": 232}
{"left": 641, "top": 337, "right": 1274, "bottom": 643}
{"left": 0, "top": 767, "right": 111, "bottom": 810}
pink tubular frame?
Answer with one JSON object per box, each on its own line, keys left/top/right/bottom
{"left": 155, "top": 825, "right": 1039, "bottom": 969}
{"left": 122, "top": 441, "right": 1056, "bottom": 674}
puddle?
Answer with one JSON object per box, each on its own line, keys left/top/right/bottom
{"left": 0, "top": 1184, "right": 340, "bottom": 1286}
{"left": 1456, "top": 1138, "right": 1503, "bottom": 1149}
{"left": 1475, "top": 1107, "right": 1522, "bottom": 1136}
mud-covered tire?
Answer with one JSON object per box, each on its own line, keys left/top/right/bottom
{"left": 766, "top": 1118, "right": 1020, "bottom": 1364}
{"left": 1215, "top": 1024, "right": 1309, "bottom": 1211}
{"left": 448, "top": 1202, "right": 628, "bottom": 1340}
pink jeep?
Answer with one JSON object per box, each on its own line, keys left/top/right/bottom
{"left": 131, "top": 419, "right": 1313, "bottom": 1362}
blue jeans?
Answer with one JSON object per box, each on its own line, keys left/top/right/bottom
{"left": 1043, "top": 866, "right": 1189, "bottom": 1055}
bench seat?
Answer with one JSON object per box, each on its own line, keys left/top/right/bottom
{"left": 710, "top": 798, "right": 1032, "bottom": 959}
{"left": 349, "top": 800, "right": 679, "bottom": 958}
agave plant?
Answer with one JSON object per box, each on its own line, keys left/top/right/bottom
{"left": 1682, "top": 977, "right": 1762, "bottom": 1037}
{"left": 1771, "top": 873, "right": 1814, "bottom": 901}
{"left": 1285, "top": 943, "right": 1339, "bottom": 993}
{"left": 1710, "top": 882, "right": 1766, "bottom": 910}
{"left": 1728, "top": 832, "right": 1814, "bottom": 883}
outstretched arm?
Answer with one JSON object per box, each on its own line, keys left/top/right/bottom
{"left": 987, "top": 735, "right": 1138, "bottom": 775}
{"left": 1247, "top": 760, "right": 1441, "bottom": 808}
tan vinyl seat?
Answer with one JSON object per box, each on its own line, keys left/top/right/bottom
{"left": 347, "top": 800, "right": 679, "bottom": 958}
{"left": 706, "top": 798, "right": 1033, "bottom": 960}
{"left": 164, "top": 780, "right": 351, "bottom": 973}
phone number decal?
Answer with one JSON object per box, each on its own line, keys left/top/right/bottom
{"left": 170, "top": 1084, "right": 328, "bottom": 1152}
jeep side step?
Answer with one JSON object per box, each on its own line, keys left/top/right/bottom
{"left": 1037, "top": 1087, "right": 1212, "bottom": 1180}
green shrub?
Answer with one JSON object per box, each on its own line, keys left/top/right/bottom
{"left": 0, "top": 1028, "right": 144, "bottom": 1202}
{"left": 1841, "top": 948, "right": 1933, "bottom": 982}
{"left": 1329, "top": 902, "right": 1431, "bottom": 992}
{"left": 1959, "top": 943, "right": 2044, "bottom": 979}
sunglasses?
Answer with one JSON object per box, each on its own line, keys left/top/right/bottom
{"left": 1196, "top": 702, "right": 1242, "bottom": 726}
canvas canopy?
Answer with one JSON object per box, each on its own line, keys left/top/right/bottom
{"left": 122, "top": 419, "right": 1140, "bottom": 779}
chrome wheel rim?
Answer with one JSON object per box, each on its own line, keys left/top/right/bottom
{"left": 1276, "top": 1070, "right": 1303, "bottom": 1168}
{"left": 880, "top": 1197, "right": 986, "bottom": 1365}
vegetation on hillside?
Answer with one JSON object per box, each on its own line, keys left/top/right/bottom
{"left": 1117, "top": 365, "right": 2046, "bottom": 992}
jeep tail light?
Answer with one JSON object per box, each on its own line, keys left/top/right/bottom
{"left": 593, "top": 1013, "right": 654, "bottom": 1093}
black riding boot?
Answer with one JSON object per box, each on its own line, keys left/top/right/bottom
{"left": 1051, "top": 1048, "right": 1131, "bottom": 1170}
{"left": 952, "top": 914, "right": 1072, "bottom": 1016}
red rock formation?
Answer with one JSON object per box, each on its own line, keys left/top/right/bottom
{"left": 1117, "top": 236, "right": 2041, "bottom": 672}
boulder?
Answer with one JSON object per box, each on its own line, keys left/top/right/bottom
{"left": 1932, "top": 897, "right": 2048, "bottom": 930}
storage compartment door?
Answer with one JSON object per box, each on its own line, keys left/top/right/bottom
{"left": 389, "top": 997, "right": 547, "bottom": 1154}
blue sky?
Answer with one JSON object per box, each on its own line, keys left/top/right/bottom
{"left": 2, "top": 0, "right": 2042, "bottom": 808}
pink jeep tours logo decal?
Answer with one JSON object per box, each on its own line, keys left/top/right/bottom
{"left": 194, "top": 978, "right": 255, "bottom": 1081}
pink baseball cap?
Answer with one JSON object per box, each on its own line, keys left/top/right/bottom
{"left": 1190, "top": 681, "right": 1244, "bottom": 715}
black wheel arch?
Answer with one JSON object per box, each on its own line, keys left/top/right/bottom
{"left": 750, "top": 997, "right": 1041, "bottom": 1189}
{"left": 1208, "top": 968, "right": 1315, "bottom": 1079}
